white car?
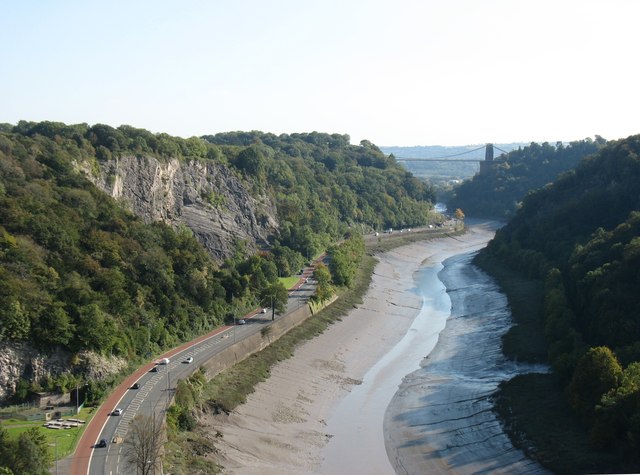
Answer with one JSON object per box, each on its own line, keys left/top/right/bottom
{"left": 261, "top": 308, "right": 267, "bottom": 314}
{"left": 185, "top": 356, "right": 194, "bottom": 364}
{"left": 113, "top": 408, "right": 123, "bottom": 416}
{"left": 238, "top": 319, "right": 246, "bottom": 325}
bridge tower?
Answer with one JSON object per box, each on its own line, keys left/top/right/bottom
{"left": 485, "top": 143, "right": 494, "bottom": 161}
{"left": 479, "top": 143, "right": 495, "bottom": 174}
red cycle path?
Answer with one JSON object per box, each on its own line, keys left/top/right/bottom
{"left": 69, "top": 323, "right": 233, "bottom": 475}
{"left": 68, "top": 264, "right": 318, "bottom": 475}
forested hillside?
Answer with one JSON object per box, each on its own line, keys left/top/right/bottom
{"left": 202, "top": 131, "right": 436, "bottom": 235}
{"left": 0, "top": 121, "right": 436, "bottom": 400}
{"left": 481, "top": 134, "right": 640, "bottom": 470}
{"left": 448, "top": 138, "right": 605, "bottom": 219}
{"left": 0, "top": 130, "right": 237, "bottom": 357}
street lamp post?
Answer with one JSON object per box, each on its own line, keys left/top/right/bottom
{"left": 232, "top": 294, "right": 236, "bottom": 344}
{"left": 271, "top": 295, "right": 274, "bottom": 321}
{"left": 166, "top": 366, "right": 170, "bottom": 410}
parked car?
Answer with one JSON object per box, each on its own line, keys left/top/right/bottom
{"left": 97, "top": 438, "right": 107, "bottom": 448}
{"left": 185, "top": 356, "right": 194, "bottom": 364}
{"left": 113, "top": 408, "right": 123, "bottom": 416}
{"left": 261, "top": 308, "right": 267, "bottom": 314}
{"left": 238, "top": 319, "right": 246, "bottom": 325}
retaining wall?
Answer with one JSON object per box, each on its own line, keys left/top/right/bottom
{"left": 200, "top": 302, "right": 315, "bottom": 380}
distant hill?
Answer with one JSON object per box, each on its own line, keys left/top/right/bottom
{"left": 380, "top": 143, "right": 524, "bottom": 185}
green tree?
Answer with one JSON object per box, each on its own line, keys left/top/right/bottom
{"left": 567, "top": 346, "right": 623, "bottom": 420}
{"left": 13, "top": 428, "right": 51, "bottom": 475}
{"left": 313, "top": 263, "right": 334, "bottom": 302}
{"left": 34, "top": 304, "right": 74, "bottom": 347}
{"left": 329, "top": 234, "right": 364, "bottom": 287}
{"left": 270, "top": 245, "right": 304, "bottom": 277}
{"left": 259, "top": 282, "right": 288, "bottom": 320}
{"left": 0, "top": 424, "right": 12, "bottom": 470}
{"left": 0, "top": 300, "right": 30, "bottom": 340}
{"left": 74, "top": 304, "right": 117, "bottom": 353}
{"left": 235, "top": 145, "right": 266, "bottom": 178}
{"left": 590, "top": 362, "right": 640, "bottom": 450}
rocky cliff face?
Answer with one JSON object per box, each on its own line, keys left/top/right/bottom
{"left": 0, "top": 343, "right": 127, "bottom": 402}
{"left": 85, "top": 155, "right": 279, "bottom": 262}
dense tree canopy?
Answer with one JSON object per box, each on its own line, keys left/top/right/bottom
{"left": 481, "top": 134, "right": 640, "bottom": 465}
{"left": 203, "top": 130, "right": 436, "bottom": 233}
{"left": 0, "top": 426, "right": 51, "bottom": 474}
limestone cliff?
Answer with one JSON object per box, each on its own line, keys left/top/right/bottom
{"left": 0, "top": 343, "right": 127, "bottom": 401}
{"left": 85, "top": 155, "right": 279, "bottom": 261}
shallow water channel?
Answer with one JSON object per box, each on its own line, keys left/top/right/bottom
{"left": 384, "top": 250, "right": 549, "bottom": 474}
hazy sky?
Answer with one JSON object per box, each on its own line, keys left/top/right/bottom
{"left": 1, "top": 1, "right": 638, "bottom": 146}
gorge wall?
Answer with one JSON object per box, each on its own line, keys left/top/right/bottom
{"left": 84, "top": 155, "right": 279, "bottom": 262}
{"left": 0, "top": 343, "right": 128, "bottom": 401}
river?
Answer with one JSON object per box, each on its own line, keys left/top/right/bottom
{"left": 320, "top": 222, "right": 549, "bottom": 474}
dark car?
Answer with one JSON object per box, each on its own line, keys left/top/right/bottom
{"left": 131, "top": 382, "right": 140, "bottom": 390}
{"left": 150, "top": 366, "right": 158, "bottom": 372}
{"left": 97, "top": 439, "right": 107, "bottom": 448}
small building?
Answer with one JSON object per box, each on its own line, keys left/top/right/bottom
{"left": 31, "top": 391, "right": 70, "bottom": 408}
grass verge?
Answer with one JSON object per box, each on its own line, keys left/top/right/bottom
{"left": 0, "top": 405, "right": 97, "bottom": 462}
{"left": 278, "top": 276, "right": 299, "bottom": 289}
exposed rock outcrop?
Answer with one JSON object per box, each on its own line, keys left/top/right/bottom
{"left": 85, "top": 156, "right": 278, "bottom": 262}
{"left": 0, "top": 343, "right": 127, "bottom": 402}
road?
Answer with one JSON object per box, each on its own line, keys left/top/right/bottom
{"left": 68, "top": 266, "right": 316, "bottom": 475}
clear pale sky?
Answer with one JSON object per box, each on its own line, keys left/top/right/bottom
{"left": 1, "top": 1, "right": 638, "bottom": 146}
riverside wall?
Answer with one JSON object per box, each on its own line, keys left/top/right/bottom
{"left": 200, "top": 302, "right": 317, "bottom": 380}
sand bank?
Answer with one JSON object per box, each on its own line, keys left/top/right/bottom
{"left": 207, "top": 222, "right": 499, "bottom": 474}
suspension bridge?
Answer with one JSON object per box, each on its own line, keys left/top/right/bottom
{"left": 393, "top": 143, "right": 511, "bottom": 163}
